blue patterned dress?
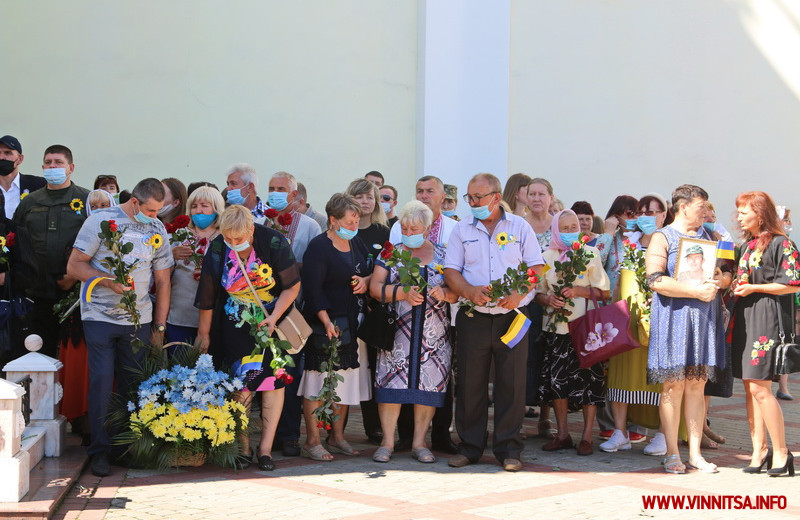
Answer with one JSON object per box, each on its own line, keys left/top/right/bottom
{"left": 647, "top": 226, "right": 727, "bottom": 384}
{"left": 374, "top": 244, "right": 451, "bottom": 407}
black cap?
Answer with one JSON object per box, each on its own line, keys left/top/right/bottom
{"left": 0, "top": 135, "right": 22, "bottom": 154}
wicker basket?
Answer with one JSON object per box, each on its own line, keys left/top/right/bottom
{"left": 170, "top": 452, "right": 207, "bottom": 467}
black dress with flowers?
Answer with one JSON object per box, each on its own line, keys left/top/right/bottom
{"left": 732, "top": 235, "right": 800, "bottom": 380}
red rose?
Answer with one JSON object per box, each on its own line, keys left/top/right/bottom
{"left": 757, "top": 350, "right": 766, "bottom": 357}
{"left": 759, "top": 335, "right": 768, "bottom": 342}
{"left": 265, "top": 208, "right": 279, "bottom": 219}
{"left": 283, "top": 374, "right": 294, "bottom": 385}
{"left": 325, "top": 423, "right": 332, "bottom": 430}
{"left": 528, "top": 275, "right": 538, "bottom": 284}
{"left": 380, "top": 242, "right": 394, "bottom": 260}
{"left": 164, "top": 222, "right": 176, "bottom": 233}
{"left": 198, "top": 237, "right": 208, "bottom": 247}
{"left": 629, "top": 243, "right": 637, "bottom": 250}
{"left": 125, "top": 276, "right": 135, "bottom": 289}
{"left": 793, "top": 250, "right": 799, "bottom": 259}
{"left": 193, "top": 272, "right": 201, "bottom": 281}
{"left": 197, "top": 248, "right": 206, "bottom": 256}
{"left": 622, "top": 239, "right": 630, "bottom": 246}
{"left": 173, "top": 214, "right": 190, "bottom": 228}
{"left": 275, "top": 368, "right": 286, "bottom": 379}
{"left": 5, "top": 231, "right": 15, "bottom": 247}
{"left": 571, "top": 242, "right": 580, "bottom": 250}
{"left": 108, "top": 220, "right": 118, "bottom": 232}
{"left": 527, "top": 267, "right": 536, "bottom": 277}
{"left": 277, "top": 213, "right": 293, "bottom": 226}
{"left": 580, "top": 235, "right": 590, "bottom": 243}
{"left": 316, "top": 421, "right": 325, "bottom": 429}
{"left": 750, "top": 359, "right": 759, "bottom": 366}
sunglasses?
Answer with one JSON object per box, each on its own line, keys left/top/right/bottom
{"left": 381, "top": 194, "right": 393, "bottom": 202}
{"left": 96, "top": 174, "right": 117, "bottom": 182}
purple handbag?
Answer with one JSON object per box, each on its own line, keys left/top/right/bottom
{"left": 568, "top": 289, "right": 640, "bottom": 368}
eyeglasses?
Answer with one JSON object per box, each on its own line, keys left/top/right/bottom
{"left": 381, "top": 194, "right": 393, "bottom": 202}
{"left": 636, "top": 209, "right": 664, "bottom": 216}
{"left": 463, "top": 192, "right": 499, "bottom": 204}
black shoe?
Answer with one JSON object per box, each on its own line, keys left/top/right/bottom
{"left": 366, "top": 431, "right": 383, "bottom": 445}
{"left": 282, "top": 439, "right": 301, "bottom": 457}
{"left": 767, "top": 452, "right": 795, "bottom": 477}
{"left": 431, "top": 438, "right": 459, "bottom": 454}
{"left": 91, "top": 453, "right": 111, "bottom": 477}
{"left": 257, "top": 455, "right": 275, "bottom": 471}
{"left": 742, "top": 448, "right": 772, "bottom": 474}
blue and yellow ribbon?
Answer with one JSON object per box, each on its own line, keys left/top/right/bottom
{"left": 81, "top": 276, "right": 113, "bottom": 303}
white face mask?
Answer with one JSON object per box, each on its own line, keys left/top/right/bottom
{"left": 158, "top": 201, "right": 176, "bottom": 216}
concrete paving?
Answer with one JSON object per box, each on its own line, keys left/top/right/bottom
{"left": 52, "top": 375, "right": 799, "bottom": 520}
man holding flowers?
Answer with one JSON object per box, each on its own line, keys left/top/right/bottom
{"left": 443, "top": 173, "right": 544, "bottom": 472}
{"left": 68, "top": 178, "right": 174, "bottom": 477}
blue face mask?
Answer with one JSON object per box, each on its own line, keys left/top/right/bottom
{"left": 381, "top": 202, "right": 392, "bottom": 213}
{"left": 559, "top": 232, "right": 580, "bottom": 246}
{"left": 401, "top": 233, "right": 425, "bottom": 249}
{"left": 267, "top": 191, "right": 289, "bottom": 211}
{"left": 134, "top": 211, "right": 156, "bottom": 224}
{"left": 702, "top": 222, "right": 715, "bottom": 234}
{"left": 335, "top": 226, "right": 358, "bottom": 241}
{"left": 192, "top": 213, "right": 217, "bottom": 230}
{"left": 43, "top": 167, "right": 67, "bottom": 186}
{"left": 224, "top": 239, "right": 250, "bottom": 252}
{"left": 637, "top": 215, "right": 658, "bottom": 235}
{"left": 442, "top": 209, "right": 457, "bottom": 218}
{"left": 226, "top": 188, "right": 246, "bottom": 206}
{"left": 470, "top": 204, "right": 491, "bottom": 220}
{"left": 625, "top": 219, "right": 638, "bottom": 231}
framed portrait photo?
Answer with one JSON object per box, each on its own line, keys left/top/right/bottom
{"left": 674, "top": 237, "right": 717, "bottom": 285}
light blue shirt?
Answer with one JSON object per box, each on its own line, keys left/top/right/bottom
{"left": 444, "top": 210, "right": 544, "bottom": 314}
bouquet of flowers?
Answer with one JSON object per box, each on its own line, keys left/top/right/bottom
{"left": 53, "top": 285, "right": 80, "bottom": 323}
{"left": 263, "top": 208, "right": 293, "bottom": 240}
{"left": 619, "top": 239, "right": 651, "bottom": 343}
{"left": 165, "top": 215, "right": 207, "bottom": 276}
{"left": 236, "top": 303, "right": 295, "bottom": 384}
{"left": 97, "top": 220, "right": 142, "bottom": 328}
{"left": 546, "top": 235, "right": 595, "bottom": 332}
{"left": 114, "top": 346, "right": 249, "bottom": 470}
{"left": 459, "top": 262, "right": 539, "bottom": 317}
{"left": 379, "top": 241, "right": 429, "bottom": 292}
{"left": 0, "top": 231, "right": 15, "bottom": 266}
{"left": 309, "top": 330, "right": 344, "bottom": 430}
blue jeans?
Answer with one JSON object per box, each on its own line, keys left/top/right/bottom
{"left": 84, "top": 321, "right": 150, "bottom": 456}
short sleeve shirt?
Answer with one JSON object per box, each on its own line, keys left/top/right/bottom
{"left": 73, "top": 206, "right": 175, "bottom": 324}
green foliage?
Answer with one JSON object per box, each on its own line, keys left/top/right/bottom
{"left": 309, "top": 330, "right": 343, "bottom": 430}
{"left": 546, "top": 241, "right": 596, "bottom": 332}
{"left": 460, "top": 261, "right": 538, "bottom": 317}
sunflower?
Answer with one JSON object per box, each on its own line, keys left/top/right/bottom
{"left": 257, "top": 263, "right": 273, "bottom": 280}
{"left": 496, "top": 232, "right": 509, "bottom": 246}
{"left": 147, "top": 234, "right": 164, "bottom": 249}
{"left": 69, "top": 198, "right": 84, "bottom": 212}
{"left": 434, "top": 263, "right": 444, "bottom": 274}
{"left": 0, "top": 237, "right": 5, "bottom": 249}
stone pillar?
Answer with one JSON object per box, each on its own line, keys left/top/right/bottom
{"left": 0, "top": 378, "right": 30, "bottom": 502}
{"left": 3, "top": 350, "right": 67, "bottom": 457}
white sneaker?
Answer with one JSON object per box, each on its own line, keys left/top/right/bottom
{"left": 643, "top": 432, "right": 667, "bottom": 456}
{"left": 599, "top": 429, "right": 631, "bottom": 452}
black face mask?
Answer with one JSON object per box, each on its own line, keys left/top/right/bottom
{"left": 0, "top": 159, "right": 15, "bottom": 176}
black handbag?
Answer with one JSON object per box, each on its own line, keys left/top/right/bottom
{"left": 774, "top": 295, "right": 800, "bottom": 375}
{"left": 357, "top": 283, "right": 399, "bottom": 351}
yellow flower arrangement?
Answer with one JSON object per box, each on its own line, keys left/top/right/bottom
{"left": 0, "top": 237, "right": 5, "bottom": 249}
{"left": 146, "top": 233, "right": 164, "bottom": 249}
{"left": 69, "top": 198, "right": 84, "bottom": 213}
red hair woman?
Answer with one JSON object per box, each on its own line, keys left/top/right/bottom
{"left": 732, "top": 191, "right": 800, "bottom": 477}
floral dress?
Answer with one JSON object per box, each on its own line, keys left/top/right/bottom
{"left": 374, "top": 244, "right": 451, "bottom": 407}
{"left": 732, "top": 235, "right": 800, "bottom": 380}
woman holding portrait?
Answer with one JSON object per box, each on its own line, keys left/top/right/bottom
{"left": 645, "top": 184, "right": 730, "bottom": 474}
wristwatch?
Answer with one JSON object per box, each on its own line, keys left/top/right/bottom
{"left": 153, "top": 324, "right": 166, "bottom": 333}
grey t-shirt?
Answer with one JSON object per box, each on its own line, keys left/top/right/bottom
{"left": 73, "top": 206, "right": 175, "bottom": 325}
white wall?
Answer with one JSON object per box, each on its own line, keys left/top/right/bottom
{"left": 508, "top": 0, "right": 800, "bottom": 235}
{"left": 5, "top": 1, "right": 419, "bottom": 210}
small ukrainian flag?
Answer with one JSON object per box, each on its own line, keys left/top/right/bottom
{"left": 232, "top": 354, "right": 264, "bottom": 377}
{"left": 716, "top": 241, "right": 735, "bottom": 260}
{"left": 501, "top": 309, "right": 531, "bottom": 348}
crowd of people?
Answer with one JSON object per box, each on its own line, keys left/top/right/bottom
{"left": 0, "top": 133, "right": 797, "bottom": 479}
